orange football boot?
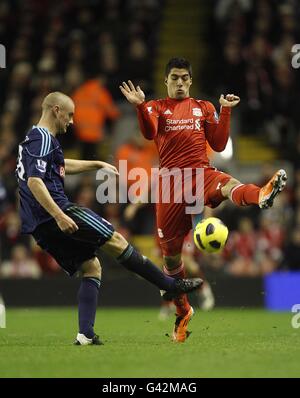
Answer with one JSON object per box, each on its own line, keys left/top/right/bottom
{"left": 259, "top": 169, "right": 287, "bottom": 209}
{"left": 172, "top": 306, "right": 194, "bottom": 343}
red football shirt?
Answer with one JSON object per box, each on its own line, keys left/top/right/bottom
{"left": 136, "top": 97, "right": 231, "bottom": 169}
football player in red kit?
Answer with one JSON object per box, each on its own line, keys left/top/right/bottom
{"left": 120, "top": 57, "right": 287, "bottom": 342}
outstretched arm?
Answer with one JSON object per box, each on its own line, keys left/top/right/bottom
{"left": 205, "top": 94, "right": 240, "bottom": 152}
{"left": 65, "top": 159, "right": 119, "bottom": 175}
{"left": 119, "top": 80, "right": 159, "bottom": 140}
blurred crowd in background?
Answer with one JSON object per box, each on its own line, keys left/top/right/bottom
{"left": 210, "top": 0, "right": 299, "bottom": 152}
{"left": 0, "top": 0, "right": 299, "bottom": 279}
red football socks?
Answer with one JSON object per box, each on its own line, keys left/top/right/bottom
{"left": 230, "top": 184, "right": 260, "bottom": 206}
{"left": 163, "top": 262, "right": 191, "bottom": 317}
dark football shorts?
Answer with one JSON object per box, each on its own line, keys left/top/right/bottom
{"left": 32, "top": 205, "right": 114, "bottom": 276}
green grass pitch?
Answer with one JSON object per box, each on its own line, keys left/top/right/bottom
{"left": 0, "top": 307, "right": 299, "bottom": 378}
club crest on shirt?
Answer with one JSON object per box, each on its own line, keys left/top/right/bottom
{"left": 147, "top": 106, "right": 152, "bottom": 114}
{"left": 36, "top": 159, "right": 47, "bottom": 173}
{"left": 192, "top": 108, "right": 202, "bottom": 117}
{"left": 59, "top": 166, "right": 65, "bottom": 178}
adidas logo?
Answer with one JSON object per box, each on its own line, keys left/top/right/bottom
{"left": 164, "top": 109, "right": 172, "bottom": 115}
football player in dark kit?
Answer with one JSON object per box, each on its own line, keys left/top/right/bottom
{"left": 16, "top": 92, "right": 202, "bottom": 345}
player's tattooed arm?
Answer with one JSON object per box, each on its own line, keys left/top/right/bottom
{"left": 205, "top": 94, "right": 240, "bottom": 151}
{"left": 65, "top": 159, "right": 119, "bottom": 175}
{"left": 27, "top": 177, "right": 78, "bottom": 234}
{"left": 120, "top": 80, "right": 158, "bottom": 140}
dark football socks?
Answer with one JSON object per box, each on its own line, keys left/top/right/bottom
{"left": 117, "top": 244, "right": 175, "bottom": 291}
{"left": 78, "top": 277, "right": 101, "bottom": 338}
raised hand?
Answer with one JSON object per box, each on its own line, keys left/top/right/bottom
{"left": 219, "top": 94, "right": 240, "bottom": 108}
{"left": 119, "top": 80, "right": 145, "bottom": 105}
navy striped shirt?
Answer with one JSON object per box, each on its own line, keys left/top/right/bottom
{"left": 16, "top": 126, "right": 71, "bottom": 233}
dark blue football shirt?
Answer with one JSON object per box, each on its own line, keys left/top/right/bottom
{"left": 16, "top": 126, "right": 71, "bottom": 233}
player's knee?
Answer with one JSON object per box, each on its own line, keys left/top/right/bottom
{"left": 221, "top": 178, "right": 241, "bottom": 198}
{"left": 81, "top": 257, "right": 102, "bottom": 279}
{"left": 101, "top": 231, "right": 128, "bottom": 258}
{"left": 164, "top": 254, "right": 182, "bottom": 270}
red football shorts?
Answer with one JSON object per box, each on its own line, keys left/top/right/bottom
{"left": 156, "top": 167, "right": 231, "bottom": 256}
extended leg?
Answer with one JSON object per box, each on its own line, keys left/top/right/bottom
{"left": 222, "top": 171, "right": 287, "bottom": 209}
{"left": 101, "top": 231, "right": 202, "bottom": 299}
{"left": 163, "top": 253, "right": 195, "bottom": 343}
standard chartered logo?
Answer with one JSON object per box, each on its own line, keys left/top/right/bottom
{"left": 0, "top": 44, "right": 6, "bottom": 68}
{"left": 195, "top": 119, "right": 201, "bottom": 130}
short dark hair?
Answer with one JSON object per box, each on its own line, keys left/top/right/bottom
{"left": 165, "top": 58, "right": 192, "bottom": 78}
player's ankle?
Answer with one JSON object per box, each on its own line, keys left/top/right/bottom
{"left": 175, "top": 302, "right": 191, "bottom": 317}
